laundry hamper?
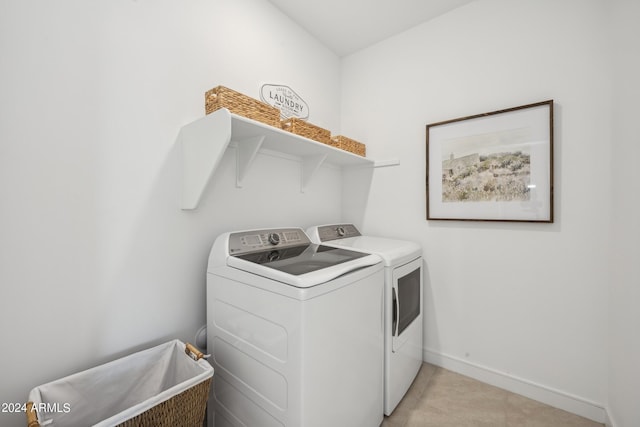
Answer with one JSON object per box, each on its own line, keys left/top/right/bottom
{"left": 26, "top": 340, "right": 213, "bottom": 427}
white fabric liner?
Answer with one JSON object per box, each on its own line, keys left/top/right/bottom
{"left": 28, "top": 340, "right": 213, "bottom": 427}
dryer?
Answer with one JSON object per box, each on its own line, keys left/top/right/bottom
{"left": 206, "top": 227, "right": 384, "bottom": 427}
{"left": 307, "top": 224, "right": 423, "bottom": 416}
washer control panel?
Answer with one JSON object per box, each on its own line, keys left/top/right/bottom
{"left": 228, "top": 228, "right": 310, "bottom": 255}
{"left": 316, "top": 224, "right": 361, "bottom": 241}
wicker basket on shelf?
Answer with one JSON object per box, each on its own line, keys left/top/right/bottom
{"left": 280, "top": 117, "right": 332, "bottom": 145}
{"left": 205, "top": 85, "right": 280, "bottom": 127}
{"left": 331, "top": 135, "right": 367, "bottom": 157}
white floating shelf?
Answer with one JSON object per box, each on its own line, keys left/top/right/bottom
{"left": 178, "top": 108, "right": 396, "bottom": 209}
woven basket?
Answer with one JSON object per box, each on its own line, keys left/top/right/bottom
{"left": 115, "top": 377, "right": 211, "bottom": 427}
{"left": 27, "top": 379, "right": 211, "bottom": 427}
{"left": 26, "top": 342, "right": 212, "bottom": 427}
{"left": 331, "top": 135, "right": 367, "bottom": 157}
{"left": 281, "top": 118, "right": 332, "bottom": 145}
{"left": 205, "top": 86, "right": 280, "bottom": 127}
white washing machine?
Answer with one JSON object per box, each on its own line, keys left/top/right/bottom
{"left": 206, "top": 227, "right": 384, "bottom": 427}
{"left": 307, "top": 224, "right": 423, "bottom": 416}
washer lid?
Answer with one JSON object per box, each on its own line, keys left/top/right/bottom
{"left": 228, "top": 244, "right": 381, "bottom": 288}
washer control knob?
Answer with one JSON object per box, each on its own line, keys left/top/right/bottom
{"left": 336, "top": 226, "right": 346, "bottom": 237}
{"left": 268, "top": 233, "right": 281, "bottom": 245}
{"left": 267, "top": 251, "right": 280, "bottom": 262}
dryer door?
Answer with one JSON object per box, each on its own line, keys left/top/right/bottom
{"left": 391, "top": 257, "right": 422, "bottom": 352}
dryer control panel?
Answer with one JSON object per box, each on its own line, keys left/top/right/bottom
{"left": 316, "top": 224, "right": 361, "bottom": 241}
{"left": 229, "top": 228, "right": 311, "bottom": 255}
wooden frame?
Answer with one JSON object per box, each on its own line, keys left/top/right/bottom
{"left": 426, "top": 100, "right": 554, "bottom": 222}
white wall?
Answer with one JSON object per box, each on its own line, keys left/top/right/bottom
{"left": 2, "top": 1, "right": 638, "bottom": 426}
{"left": 608, "top": 1, "right": 640, "bottom": 426}
{"left": 341, "top": 0, "right": 612, "bottom": 422}
{"left": 0, "top": 1, "right": 343, "bottom": 426}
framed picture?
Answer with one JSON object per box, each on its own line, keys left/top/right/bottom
{"left": 426, "top": 100, "right": 554, "bottom": 222}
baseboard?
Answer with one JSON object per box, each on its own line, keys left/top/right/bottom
{"left": 605, "top": 407, "right": 619, "bottom": 427}
{"left": 423, "top": 348, "right": 607, "bottom": 424}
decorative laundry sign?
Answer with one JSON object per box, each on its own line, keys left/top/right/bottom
{"left": 260, "top": 84, "right": 309, "bottom": 120}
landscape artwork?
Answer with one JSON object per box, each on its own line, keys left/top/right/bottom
{"left": 441, "top": 130, "right": 532, "bottom": 203}
{"left": 426, "top": 100, "right": 553, "bottom": 222}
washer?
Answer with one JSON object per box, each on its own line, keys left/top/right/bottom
{"left": 306, "top": 224, "right": 423, "bottom": 416}
{"left": 206, "top": 227, "right": 384, "bottom": 427}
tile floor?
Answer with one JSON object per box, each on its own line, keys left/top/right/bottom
{"left": 382, "top": 363, "right": 604, "bottom": 427}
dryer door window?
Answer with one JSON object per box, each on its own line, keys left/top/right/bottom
{"left": 397, "top": 267, "right": 421, "bottom": 335}
{"left": 392, "top": 257, "right": 422, "bottom": 352}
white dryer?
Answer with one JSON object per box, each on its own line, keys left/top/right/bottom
{"left": 307, "top": 224, "right": 423, "bottom": 416}
{"left": 206, "top": 227, "right": 384, "bottom": 427}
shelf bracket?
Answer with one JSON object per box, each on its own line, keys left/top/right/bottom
{"left": 235, "top": 135, "right": 265, "bottom": 188}
{"left": 374, "top": 158, "right": 400, "bottom": 168}
{"left": 300, "top": 154, "right": 328, "bottom": 193}
{"left": 180, "top": 109, "right": 232, "bottom": 210}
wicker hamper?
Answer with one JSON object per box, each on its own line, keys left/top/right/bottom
{"left": 205, "top": 85, "right": 280, "bottom": 127}
{"left": 331, "top": 135, "right": 367, "bottom": 157}
{"left": 26, "top": 340, "right": 213, "bottom": 427}
{"left": 281, "top": 117, "right": 332, "bottom": 145}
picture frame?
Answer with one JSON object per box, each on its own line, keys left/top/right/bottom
{"left": 426, "top": 100, "right": 554, "bottom": 222}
